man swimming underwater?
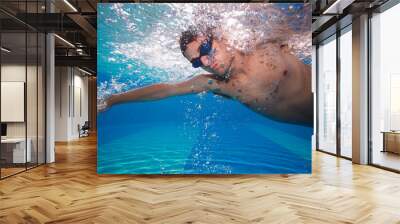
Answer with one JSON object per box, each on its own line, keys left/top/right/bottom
{"left": 98, "top": 26, "right": 313, "bottom": 126}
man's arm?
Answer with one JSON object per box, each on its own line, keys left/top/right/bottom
{"left": 98, "top": 74, "right": 221, "bottom": 112}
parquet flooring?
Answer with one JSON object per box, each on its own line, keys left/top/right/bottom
{"left": 1, "top": 135, "right": 400, "bottom": 223}
{"left": 1, "top": 167, "right": 26, "bottom": 178}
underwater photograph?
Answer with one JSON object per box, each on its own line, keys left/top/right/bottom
{"left": 97, "top": 3, "right": 313, "bottom": 174}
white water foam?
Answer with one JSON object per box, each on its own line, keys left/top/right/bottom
{"left": 99, "top": 3, "right": 311, "bottom": 99}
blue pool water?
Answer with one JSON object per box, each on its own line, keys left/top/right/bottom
{"left": 98, "top": 93, "right": 312, "bottom": 174}
{"left": 97, "top": 3, "right": 312, "bottom": 174}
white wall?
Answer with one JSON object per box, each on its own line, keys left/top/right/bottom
{"left": 55, "top": 67, "right": 89, "bottom": 141}
{"left": 55, "top": 66, "right": 69, "bottom": 141}
{"left": 74, "top": 73, "right": 89, "bottom": 135}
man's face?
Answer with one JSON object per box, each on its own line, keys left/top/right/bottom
{"left": 183, "top": 36, "right": 233, "bottom": 77}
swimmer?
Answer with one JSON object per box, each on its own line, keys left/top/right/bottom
{"left": 98, "top": 26, "right": 313, "bottom": 126}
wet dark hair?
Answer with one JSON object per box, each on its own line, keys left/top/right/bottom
{"left": 179, "top": 26, "right": 200, "bottom": 54}
{"left": 179, "top": 25, "right": 214, "bottom": 54}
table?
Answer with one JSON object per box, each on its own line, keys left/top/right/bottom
{"left": 1, "top": 138, "right": 31, "bottom": 163}
{"left": 381, "top": 131, "right": 400, "bottom": 154}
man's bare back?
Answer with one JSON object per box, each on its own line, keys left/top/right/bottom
{"left": 99, "top": 29, "right": 313, "bottom": 126}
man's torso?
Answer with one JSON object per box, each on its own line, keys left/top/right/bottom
{"left": 210, "top": 45, "right": 313, "bottom": 124}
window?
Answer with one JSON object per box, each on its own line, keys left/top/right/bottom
{"left": 339, "top": 26, "right": 352, "bottom": 158}
{"left": 0, "top": 1, "right": 47, "bottom": 179}
{"left": 370, "top": 3, "right": 400, "bottom": 171}
{"left": 317, "top": 35, "right": 337, "bottom": 154}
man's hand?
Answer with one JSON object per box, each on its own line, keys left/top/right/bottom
{"left": 97, "top": 98, "right": 110, "bottom": 113}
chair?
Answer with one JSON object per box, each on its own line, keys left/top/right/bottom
{"left": 78, "top": 121, "right": 90, "bottom": 138}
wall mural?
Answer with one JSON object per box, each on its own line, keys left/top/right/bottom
{"left": 97, "top": 3, "right": 313, "bottom": 174}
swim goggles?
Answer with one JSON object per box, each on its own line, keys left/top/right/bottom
{"left": 190, "top": 38, "right": 213, "bottom": 68}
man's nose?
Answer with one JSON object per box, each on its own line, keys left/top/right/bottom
{"left": 200, "top": 55, "right": 211, "bottom": 67}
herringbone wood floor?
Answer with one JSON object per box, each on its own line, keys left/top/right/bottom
{"left": 1, "top": 135, "right": 400, "bottom": 224}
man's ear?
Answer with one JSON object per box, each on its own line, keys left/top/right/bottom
{"left": 280, "top": 44, "right": 290, "bottom": 53}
